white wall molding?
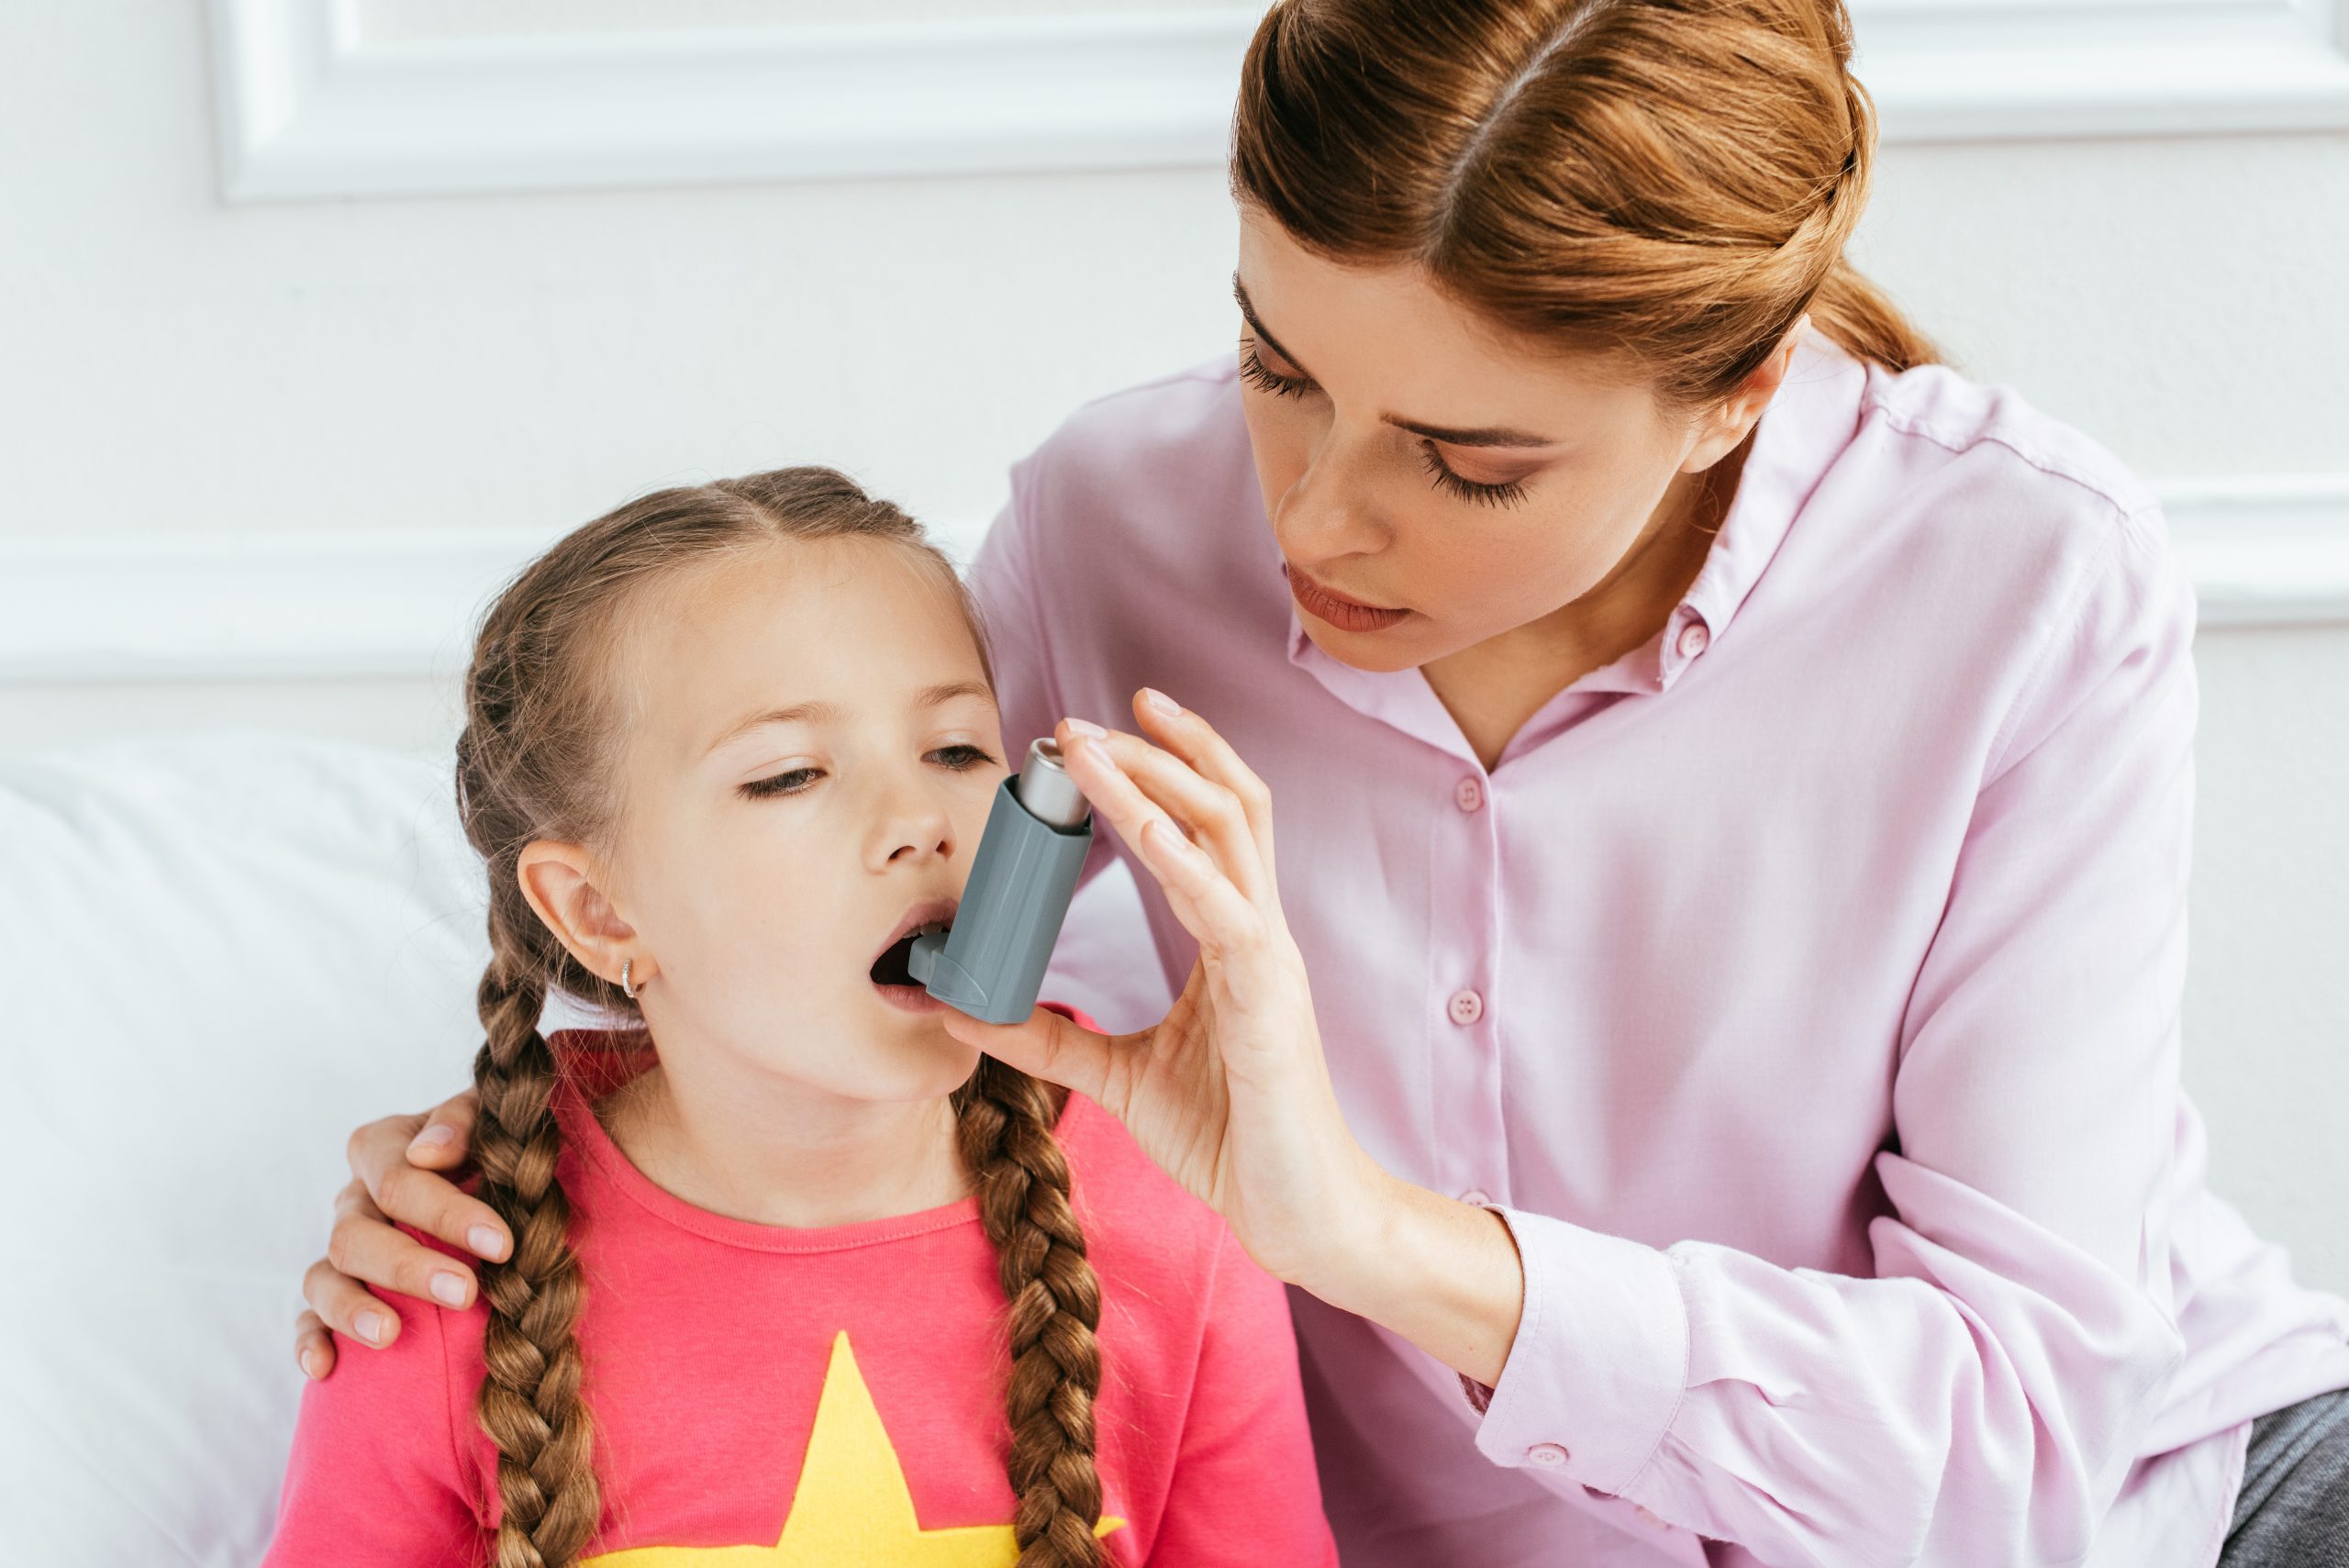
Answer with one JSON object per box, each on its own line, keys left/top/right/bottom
{"left": 2164, "top": 475, "right": 2349, "bottom": 628}
{"left": 207, "top": 0, "right": 2349, "bottom": 203}
{"left": 206, "top": 0, "right": 1263, "bottom": 201}
{"left": 0, "top": 483, "right": 2339, "bottom": 687}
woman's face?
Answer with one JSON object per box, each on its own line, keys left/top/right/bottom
{"left": 1234, "top": 209, "right": 1761, "bottom": 673}
{"left": 530, "top": 537, "right": 1008, "bottom": 1107}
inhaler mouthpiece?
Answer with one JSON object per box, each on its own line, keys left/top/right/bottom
{"left": 906, "top": 738, "right": 1094, "bottom": 1024}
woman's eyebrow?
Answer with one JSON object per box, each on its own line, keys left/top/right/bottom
{"left": 1232, "top": 274, "right": 1558, "bottom": 450}
{"left": 1386, "top": 415, "right": 1559, "bottom": 450}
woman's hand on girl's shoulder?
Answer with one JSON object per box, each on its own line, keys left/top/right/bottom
{"left": 294, "top": 1089, "right": 513, "bottom": 1379}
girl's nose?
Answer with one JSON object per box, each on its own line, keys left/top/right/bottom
{"left": 869, "top": 786, "right": 957, "bottom": 871}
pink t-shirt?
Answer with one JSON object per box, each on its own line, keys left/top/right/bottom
{"left": 976, "top": 333, "right": 2349, "bottom": 1568}
{"left": 265, "top": 1032, "right": 1336, "bottom": 1565}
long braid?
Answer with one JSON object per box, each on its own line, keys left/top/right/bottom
{"left": 471, "top": 905, "right": 599, "bottom": 1568}
{"left": 955, "top": 1058, "right": 1108, "bottom": 1568}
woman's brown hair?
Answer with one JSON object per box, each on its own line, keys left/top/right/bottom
{"left": 1232, "top": 0, "right": 1937, "bottom": 409}
{"left": 453, "top": 467, "right": 1108, "bottom": 1568}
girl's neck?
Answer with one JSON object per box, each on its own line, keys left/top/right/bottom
{"left": 595, "top": 1051, "right": 970, "bottom": 1230}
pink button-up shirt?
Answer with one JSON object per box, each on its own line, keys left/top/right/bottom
{"left": 973, "top": 331, "right": 2349, "bottom": 1568}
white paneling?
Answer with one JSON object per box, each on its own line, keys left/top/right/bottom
{"left": 207, "top": 0, "right": 1263, "bottom": 200}
{"left": 207, "top": 0, "right": 2349, "bottom": 203}
{"left": 3, "top": 482, "right": 2339, "bottom": 687}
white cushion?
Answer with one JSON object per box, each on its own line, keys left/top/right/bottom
{"left": 0, "top": 736, "right": 487, "bottom": 1567}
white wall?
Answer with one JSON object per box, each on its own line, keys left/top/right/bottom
{"left": 1, "top": 2, "right": 2345, "bottom": 1289}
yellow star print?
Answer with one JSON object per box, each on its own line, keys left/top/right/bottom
{"left": 585, "top": 1331, "right": 1125, "bottom": 1566}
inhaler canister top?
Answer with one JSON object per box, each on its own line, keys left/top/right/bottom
{"left": 1016, "top": 738, "right": 1089, "bottom": 830}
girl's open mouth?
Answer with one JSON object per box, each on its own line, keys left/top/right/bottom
{"left": 868, "top": 899, "right": 957, "bottom": 1011}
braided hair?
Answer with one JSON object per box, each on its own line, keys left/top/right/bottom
{"left": 453, "top": 467, "right": 1108, "bottom": 1568}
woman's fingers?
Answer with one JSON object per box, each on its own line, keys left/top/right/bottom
{"left": 402, "top": 1089, "right": 479, "bottom": 1170}
{"left": 1064, "top": 726, "right": 1273, "bottom": 969}
{"left": 941, "top": 1006, "right": 1117, "bottom": 1107}
{"left": 1055, "top": 722, "right": 1273, "bottom": 917}
{"left": 303, "top": 1251, "right": 402, "bottom": 1351}
{"left": 1063, "top": 723, "right": 1270, "bottom": 905}
{"left": 1129, "top": 689, "right": 1276, "bottom": 860}
{"left": 295, "top": 1308, "right": 336, "bottom": 1380}
{"left": 348, "top": 1103, "right": 508, "bottom": 1262}
{"left": 326, "top": 1176, "right": 483, "bottom": 1312}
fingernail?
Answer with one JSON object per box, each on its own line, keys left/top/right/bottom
{"left": 409, "top": 1123, "right": 456, "bottom": 1152}
{"left": 1141, "top": 688, "right": 1181, "bottom": 718}
{"left": 429, "top": 1272, "right": 469, "bottom": 1307}
{"left": 354, "top": 1311, "right": 387, "bottom": 1346}
{"left": 1063, "top": 717, "right": 1107, "bottom": 740}
{"left": 300, "top": 1347, "right": 326, "bottom": 1380}
{"left": 468, "top": 1225, "right": 507, "bottom": 1260}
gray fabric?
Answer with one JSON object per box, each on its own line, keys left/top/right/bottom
{"left": 2222, "top": 1387, "right": 2349, "bottom": 1566}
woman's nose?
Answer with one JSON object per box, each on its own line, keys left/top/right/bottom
{"left": 1277, "top": 428, "right": 1388, "bottom": 562}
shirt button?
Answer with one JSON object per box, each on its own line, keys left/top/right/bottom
{"left": 1460, "top": 1189, "right": 1492, "bottom": 1207}
{"left": 1453, "top": 776, "right": 1485, "bottom": 813}
{"left": 1527, "top": 1442, "right": 1570, "bottom": 1467}
{"left": 1447, "top": 988, "right": 1484, "bottom": 1026}
{"left": 1676, "top": 620, "right": 1710, "bottom": 659}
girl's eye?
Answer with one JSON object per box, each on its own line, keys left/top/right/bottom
{"left": 1239, "top": 340, "right": 1317, "bottom": 399}
{"left": 740, "top": 766, "right": 822, "bottom": 799}
{"left": 1419, "top": 442, "right": 1531, "bottom": 509}
{"left": 928, "top": 744, "right": 997, "bottom": 771}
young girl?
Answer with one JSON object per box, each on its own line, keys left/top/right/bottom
{"left": 264, "top": 469, "right": 1336, "bottom": 1566}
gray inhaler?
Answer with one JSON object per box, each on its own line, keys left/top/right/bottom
{"left": 907, "top": 738, "right": 1094, "bottom": 1024}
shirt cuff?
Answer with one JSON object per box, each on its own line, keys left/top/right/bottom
{"left": 1472, "top": 1206, "right": 1689, "bottom": 1496}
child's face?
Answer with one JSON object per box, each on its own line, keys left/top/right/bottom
{"left": 598, "top": 537, "right": 1008, "bottom": 1103}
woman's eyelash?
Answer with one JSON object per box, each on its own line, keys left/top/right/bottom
{"left": 740, "top": 766, "right": 822, "bottom": 799}
{"left": 1239, "top": 341, "right": 1315, "bottom": 398}
{"left": 1244, "top": 339, "right": 1530, "bottom": 508}
{"left": 1418, "top": 443, "right": 1531, "bottom": 508}
{"left": 929, "top": 744, "right": 996, "bottom": 770}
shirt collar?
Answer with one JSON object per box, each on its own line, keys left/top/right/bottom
{"left": 1285, "top": 326, "right": 1866, "bottom": 751}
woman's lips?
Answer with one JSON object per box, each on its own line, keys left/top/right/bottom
{"left": 1286, "top": 565, "right": 1411, "bottom": 633}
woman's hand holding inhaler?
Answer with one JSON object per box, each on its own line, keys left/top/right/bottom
{"left": 942, "top": 690, "right": 1529, "bottom": 1386}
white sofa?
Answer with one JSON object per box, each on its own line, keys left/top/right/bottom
{"left": 0, "top": 732, "right": 1163, "bottom": 1565}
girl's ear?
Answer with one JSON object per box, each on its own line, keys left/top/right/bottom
{"left": 516, "top": 840, "right": 642, "bottom": 987}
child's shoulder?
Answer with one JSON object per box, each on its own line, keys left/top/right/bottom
{"left": 385, "top": 1222, "right": 494, "bottom": 1368}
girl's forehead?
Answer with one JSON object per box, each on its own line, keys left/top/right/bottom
{"left": 623, "top": 539, "right": 986, "bottom": 746}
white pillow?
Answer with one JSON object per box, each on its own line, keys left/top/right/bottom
{"left": 0, "top": 736, "right": 488, "bottom": 1567}
{"left": 0, "top": 732, "right": 1164, "bottom": 1566}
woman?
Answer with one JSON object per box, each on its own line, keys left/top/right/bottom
{"left": 295, "top": 3, "right": 2349, "bottom": 1563}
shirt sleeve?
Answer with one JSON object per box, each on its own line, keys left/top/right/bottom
{"left": 1472, "top": 506, "right": 2199, "bottom": 1567}
{"left": 263, "top": 1289, "right": 483, "bottom": 1567}
{"left": 1146, "top": 1229, "right": 1341, "bottom": 1565}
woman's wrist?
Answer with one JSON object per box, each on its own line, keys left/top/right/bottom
{"left": 1292, "top": 1165, "right": 1529, "bottom": 1388}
